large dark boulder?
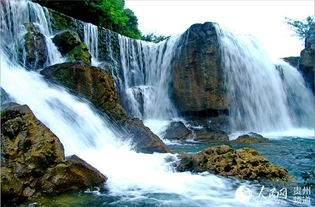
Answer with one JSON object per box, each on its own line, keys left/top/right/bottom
{"left": 41, "top": 62, "right": 171, "bottom": 153}
{"left": 19, "top": 23, "right": 48, "bottom": 70}
{"left": 52, "top": 30, "right": 91, "bottom": 65}
{"left": 171, "top": 22, "right": 229, "bottom": 116}
{"left": 299, "top": 24, "right": 315, "bottom": 93}
{"left": 176, "top": 145, "right": 290, "bottom": 182}
{"left": 1, "top": 104, "right": 107, "bottom": 206}
{"left": 52, "top": 30, "right": 81, "bottom": 55}
{"left": 163, "top": 121, "right": 192, "bottom": 140}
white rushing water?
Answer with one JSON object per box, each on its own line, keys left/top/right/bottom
{"left": 1, "top": 1, "right": 270, "bottom": 206}
{"left": 117, "top": 35, "right": 180, "bottom": 120}
{"left": 217, "top": 26, "right": 315, "bottom": 133}
{"left": 84, "top": 22, "right": 99, "bottom": 65}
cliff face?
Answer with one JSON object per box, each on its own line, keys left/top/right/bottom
{"left": 299, "top": 24, "right": 315, "bottom": 93}
{"left": 171, "top": 22, "right": 229, "bottom": 116}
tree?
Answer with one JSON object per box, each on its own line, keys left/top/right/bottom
{"left": 141, "top": 33, "right": 169, "bottom": 43}
{"left": 34, "top": 0, "right": 141, "bottom": 39}
{"left": 285, "top": 16, "right": 314, "bottom": 40}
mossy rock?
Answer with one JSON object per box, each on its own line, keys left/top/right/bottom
{"left": 20, "top": 23, "right": 48, "bottom": 70}
{"left": 49, "top": 9, "right": 78, "bottom": 33}
{"left": 52, "top": 30, "right": 81, "bottom": 55}
{"left": 66, "top": 43, "right": 92, "bottom": 65}
{"left": 1, "top": 103, "right": 107, "bottom": 206}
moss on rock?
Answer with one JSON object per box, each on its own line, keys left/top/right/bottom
{"left": 66, "top": 43, "right": 92, "bottom": 65}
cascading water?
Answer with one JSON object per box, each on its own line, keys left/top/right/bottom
{"left": 216, "top": 26, "right": 315, "bottom": 133}
{"left": 84, "top": 22, "right": 99, "bottom": 64}
{"left": 0, "top": 0, "right": 62, "bottom": 68}
{"left": 1, "top": 1, "right": 271, "bottom": 206}
{"left": 117, "top": 35, "right": 180, "bottom": 120}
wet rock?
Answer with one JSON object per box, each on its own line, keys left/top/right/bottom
{"left": 41, "top": 62, "right": 171, "bottom": 153}
{"left": 282, "top": 56, "right": 300, "bottom": 68}
{"left": 20, "top": 23, "right": 48, "bottom": 70}
{"left": 299, "top": 24, "right": 315, "bottom": 93}
{"left": 39, "top": 155, "right": 106, "bottom": 194}
{"left": 0, "top": 88, "right": 15, "bottom": 107}
{"left": 163, "top": 121, "right": 192, "bottom": 140}
{"left": 176, "top": 145, "right": 290, "bottom": 182}
{"left": 1, "top": 103, "right": 107, "bottom": 206}
{"left": 52, "top": 30, "right": 81, "bottom": 55}
{"left": 232, "top": 132, "right": 269, "bottom": 143}
{"left": 192, "top": 128, "right": 229, "bottom": 142}
{"left": 171, "top": 22, "right": 229, "bottom": 115}
{"left": 66, "top": 42, "right": 92, "bottom": 65}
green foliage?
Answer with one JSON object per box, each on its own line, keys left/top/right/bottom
{"left": 141, "top": 33, "right": 169, "bottom": 43}
{"left": 285, "top": 16, "right": 314, "bottom": 39}
{"left": 34, "top": 0, "right": 141, "bottom": 39}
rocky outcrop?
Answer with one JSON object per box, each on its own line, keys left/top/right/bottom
{"left": 1, "top": 104, "right": 107, "bottom": 206}
{"left": 192, "top": 128, "right": 229, "bottom": 142}
{"left": 52, "top": 30, "right": 91, "bottom": 65}
{"left": 19, "top": 23, "right": 48, "bottom": 70}
{"left": 176, "top": 145, "right": 290, "bottom": 182}
{"left": 52, "top": 30, "right": 81, "bottom": 55}
{"left": 282, "top": 56, "right": 300, "bottom": 68}
{"left": 41, "top": 62, "right": 171, "bottom": 153}
{"left": 171, "top": 22, "right": 229, "bottom": 116}
{"left": 163, "top": 121, "right": 192, "bottom": 140}
{"left": 232, "top": 132, "right": 269, "bottom": 143}
{"left": 0, "top": 88, "right": 14, "bottom": 107}
{"left": 299, "top": 24, "right": 315, "bottom": 93}
{"left": 66, "top": 42, "right": 92, "bottom": 65}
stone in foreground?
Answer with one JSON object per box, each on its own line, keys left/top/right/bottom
{"left": 1, "top": 104, "right": 107, "bottom": 206}
{"left": 176, "top": 145, "right": 290, "bottom": 182}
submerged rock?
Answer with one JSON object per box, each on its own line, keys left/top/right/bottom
{"left": 176, "top": 145, "right": 290, "bottom": 182}
{"left": 1, "top": 103, "right": 107, "bottom": 206}
{"left": 232, "top": 132, "right": 269, "bottom": 143}
{"left": 20, "top": 23, "right": 48, "bottom": 70}
{"left": 192, "top": 128, "right": 229, "bottom": 142}
{"left": 164, "top": 121, "right": 192, "bottom": 140}
{"left": 171, "top": 22, "right": 229, "bottom": 115}
{"left": 41, "top": 62, "right": 171, "bottom": 153}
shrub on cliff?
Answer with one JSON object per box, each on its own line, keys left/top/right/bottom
{"left": 34, "top": 0, "right": 141, "bottom": 39}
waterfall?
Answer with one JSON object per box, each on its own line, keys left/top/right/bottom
{"left": 84, "top": 22, "right": 99, "bottom": 64}
{"left": 0, "top": 0, "right": 62, "bottom": 67}
{"left": 116, "top": 35, "right": 181, "bottom": 120}
{"left": 216, "top": 26, "right": 315, "bottom": 133}
{"left": 0, "top": 1, "right": 261, "bottom": 206}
